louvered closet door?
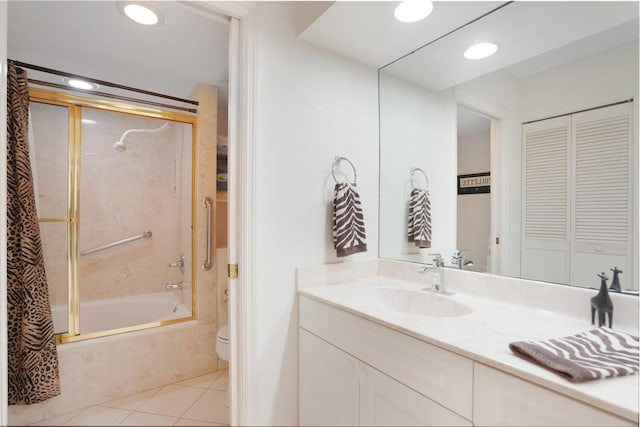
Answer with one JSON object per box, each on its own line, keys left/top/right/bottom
{"left": 570, "top": 103, "right": 633, "bottom": 287}
{"left": 521, "top": 116, "right": 571, "bottom": 284}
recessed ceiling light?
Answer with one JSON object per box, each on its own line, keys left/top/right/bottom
{"left": 394, "top": 0, "right": 433, "bottom": 23}
{"left": 117, "top": 2, "right": 164, "bottom": 26}
{"left": 66, "top": 78, "right": 98, "bottom": 90}
{"left": 81, "top": 119, "right": 97, "bottom": 125}
{"left": 124, "top": 4, "right": 158, "bottom": 25}
{"left": 464, "top": 42, "right": 499, "bottom": 60}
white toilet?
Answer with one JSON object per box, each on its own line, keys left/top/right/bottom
{"left": 216, "top": 324, "right": 229, "bottom": 361}
{"left": 216, "top": 325, "right": 230, "bottom": 407}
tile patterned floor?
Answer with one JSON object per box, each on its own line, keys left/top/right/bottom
{"left": 29, "top": 370, "right": 229, "bottom": 426}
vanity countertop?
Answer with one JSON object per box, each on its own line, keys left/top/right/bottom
{"left": 298, "top": 275, "right": 640, "bottom": 422}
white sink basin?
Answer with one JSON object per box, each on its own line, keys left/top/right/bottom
{"left": 352, "top": 287, "right": 473, "bottom": 318}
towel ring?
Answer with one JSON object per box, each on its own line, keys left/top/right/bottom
{"left": 332, "top": 156, "right": 357, "bottom": 184}
{"left": 410, "top": 167, "right": 429, "bottom": 191}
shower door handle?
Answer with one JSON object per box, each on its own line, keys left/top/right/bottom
{"left": 202, "top": 197, "right": 213, "bottom": 271}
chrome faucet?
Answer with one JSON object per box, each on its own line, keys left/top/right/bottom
{"left": 168, "top": 255, "right": 185, "bottom": 274}
{"left": 451, "top": 250, "right": 474, "bottom": 269}
{"left": 418, "top": 253, "right": 447, "bottom": 294}
{"left": 165, "top": 282, "right": 183, "bottom": 292}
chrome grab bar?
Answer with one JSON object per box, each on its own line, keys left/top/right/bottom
{"left": 80, "top": 229, "right": 152, "bottom": 256}
{"left": 202, "top": 197, "right": 213, "bottom": 270}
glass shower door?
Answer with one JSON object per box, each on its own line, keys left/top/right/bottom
{"left": 29, "top": 87, "right": 197, "bottom": 342}
{"left": 78, "top": 108, "right": 193, "bottom": 335}
{"left": 30, "top": 101, "right": 70, "bottom": 335}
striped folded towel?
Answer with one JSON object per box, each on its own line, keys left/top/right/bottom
{"left": 509, "top": 328, "right": 639, "bottom": 383}
{"left": 333, "top": 182, "right": 367, "bottom": 257}
{"left": 407, "top": 188, "right": 431, "bottom": 248}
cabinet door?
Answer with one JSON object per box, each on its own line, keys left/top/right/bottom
{"left": 521, "top": 116, "right": 572, "bottom": 284}
{"left": 570, "top": 102, "right": 633, "bottom": 287}
{"left": 299, "top": 329, "right": 359, "bottom": 426}
{"left": 359, "top": 363, "right": 471, "bottom": 427}
{"left": 473, "top": 364, "right": 635, "bottom": 426}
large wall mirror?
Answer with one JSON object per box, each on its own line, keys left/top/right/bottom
{"left": 379, "top": 1, "right": 639, "bottom": 292}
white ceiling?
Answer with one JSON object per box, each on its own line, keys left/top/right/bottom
{"left": 300, "top": 1, "right": 639, "bottom": 92}
{"left": 299, "top": 1, "right": 505, "bottom": 69}
{"left": 7, "top": 1, "right": 230, "bottom": 105}
{"left": 10, "top": 1, "right": 637, "bottom": 113}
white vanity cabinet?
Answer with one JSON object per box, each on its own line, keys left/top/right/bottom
{"left": 300, "top": 329, "right": 471, "bottom": 426}
{"left": 299, "top": 296, "right": 473, "bottom": 426}
{"left": 473, "top": 364, "right": 636, "bottom": 426}
{"left": 299, "top": 329, "right": 359, "bottom": 426}
{"left": 359, "top": 358, "right": 470, "bottom": 426}
{"left": 299, "top": 293, "right": 638, "bottom": 427}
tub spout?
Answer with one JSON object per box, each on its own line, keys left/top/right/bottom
{"left": 165, "top": 282, "right": 183, "bottom": 292}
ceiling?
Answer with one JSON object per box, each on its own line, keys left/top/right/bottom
{"left": 7, "top": 1, "right": 230, "bottom": 105}
{"left": 300, "top": 1, "right": 639, "bottom": 92}
{"left": 10, "top": 1, "right": 637, "bottom": 115}
{"left": 298, "top": 1, "right": 505, "bottom": 69}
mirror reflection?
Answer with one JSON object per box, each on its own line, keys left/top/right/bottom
{"left": 379, "top": 1, "right": 638, "bottom": 292}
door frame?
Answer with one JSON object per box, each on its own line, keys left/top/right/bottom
{"left": 456, "top": 105, "right": 493, "bottom": 273}
{"left": 201, "top": 2, "right": 257, "bottom": 425}
{"left": 454, "top": 89, "right": 507, "bottom": 275}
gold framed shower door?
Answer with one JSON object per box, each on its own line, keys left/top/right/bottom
{"left": 29, "top": 87, "right": 199, "bottom": 344}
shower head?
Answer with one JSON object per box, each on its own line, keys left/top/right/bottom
{"left": 113, "top": 140, "right": 127, "bottom": 152}
{"left": 112, "top": 122, "right": 170, "bottom": 152}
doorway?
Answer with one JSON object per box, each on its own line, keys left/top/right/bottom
{"left": 4, "top": 1, "right": 235, "bottom": 424}
{"left": 456, "top": 106, "right": 491, "bottom": 272}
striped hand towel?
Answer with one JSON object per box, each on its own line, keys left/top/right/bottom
{"left": 407, "top": 188, "right": 432, "bottom": 248}
{"left": 509, "top": 328, "right": 639, "bottom": 383}
{"left": 333, "top": 182, "right": 367, "bottom": 257}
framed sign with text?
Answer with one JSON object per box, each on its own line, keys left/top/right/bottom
{"left": 458, "top": 172, "right": 490, "bottom": 194}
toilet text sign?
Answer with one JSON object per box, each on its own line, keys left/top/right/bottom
{"left": 458, "top": 172, "right": 491, "bottom": 194}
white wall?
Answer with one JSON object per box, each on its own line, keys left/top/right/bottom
{"left": 249, "top": 3, "right": 379, "bottom": 425}
{"left": 379, "top": 72, "right": 457, "bottom": 263}
{"left": 521, "top": 41, "right": 638, "bottom": 120}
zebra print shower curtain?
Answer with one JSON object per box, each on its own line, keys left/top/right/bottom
{"left": 6, "top": 60, "right": 60, "bottom": 404}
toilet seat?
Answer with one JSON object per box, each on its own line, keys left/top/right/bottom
{"left": 215, "top": 324, "right": 230, "bottom": 408}
{"left": 216, "top": 325, "right": 230, "bottom": 362}
{"left": 217, "top": 324, "right": 229, "bottom": 342}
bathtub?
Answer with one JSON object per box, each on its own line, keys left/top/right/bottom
{"left": 10, "top": 280, "right": 215, "bottom": 426}
{"left": 51, "top": 290, "right": 192, "bottom": 335}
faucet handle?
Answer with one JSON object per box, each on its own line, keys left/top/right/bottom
{"left": 428, "top": 253, "right": 443, "bottom": 266}
{"left": 452, "top": 249, "right": 467, "bottom": 258}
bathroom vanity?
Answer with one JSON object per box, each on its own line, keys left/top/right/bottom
{"left": 297, "top": 260, "right": 639, "bottom": 426}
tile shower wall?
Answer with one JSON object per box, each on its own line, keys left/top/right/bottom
{"left": 31, "top": 104, "right": 193, "bottom": 304}
{"left": 79, "top": 109, "right": 192, "bottom": 302}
